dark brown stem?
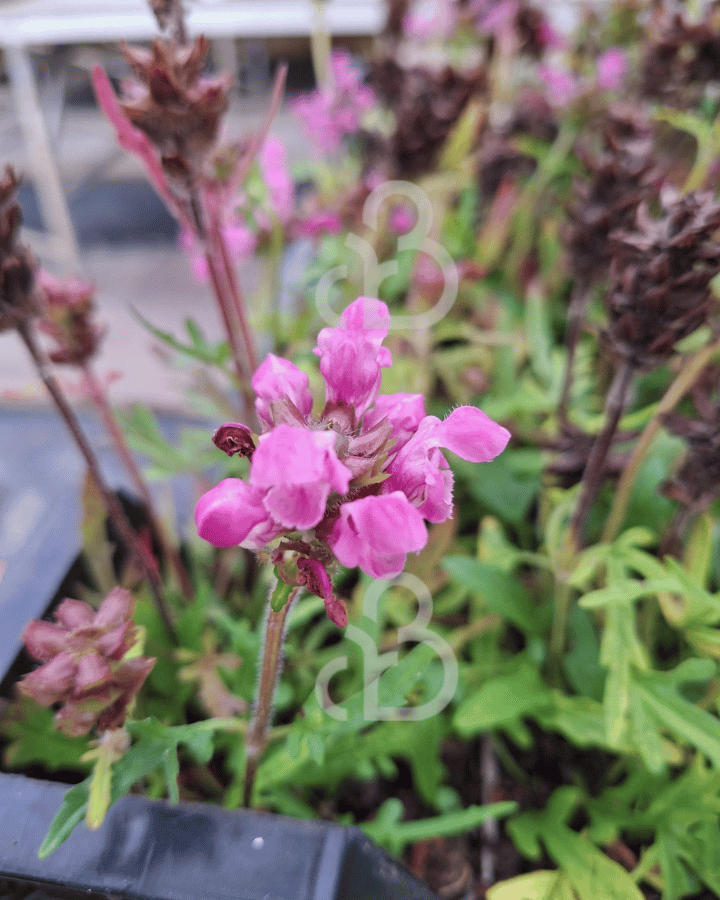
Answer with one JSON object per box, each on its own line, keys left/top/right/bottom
{"left": 82, "top": 364, "right": 194, "bottom": 602}
{"left": 243, "top": 581, "right": 300, "bottom": 807}
{"left": 571, "top": 361, "right": 635, "bottom": 546}
{"left": 16, "top": 321, "right": 175, "bottom": 639}
{"left": 558, "top": 282, "right": 591, "bottom": 424}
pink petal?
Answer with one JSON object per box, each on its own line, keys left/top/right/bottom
{"left": 94, "top": 587, "right": 135, "bottom": 629}
{"left": 329, "top": 492, "right": 427, "bottom": 579}
{"left": 434, "top": 407, "right": 511, "bottom": 463}
{"left": 54, "top": 598, "right": 94, "bottom": 630}
{"left": 252, "top": 354, "right": 313, "bottom": 428}
{"left": 75, "top": 653, "right": 112, "bottom": 692}
{"left": 20, "top": 653, "right": 77, "bottom": 705}
{"left": 23, "top": 620, "right": 69, "bottom": 661}
{"left": 195, "top": 478, "right": 270, "bottom": 547}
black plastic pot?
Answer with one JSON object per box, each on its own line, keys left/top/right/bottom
{"left": 0, "top": 408, "right": 438, "bottom": 900}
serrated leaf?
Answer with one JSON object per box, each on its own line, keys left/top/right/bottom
{"left": 134, "top": 309, "right": 230, "bottom": 367}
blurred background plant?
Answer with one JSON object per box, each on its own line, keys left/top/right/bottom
{"left": 5, "top": 0, "right": 720, "bottom": 897}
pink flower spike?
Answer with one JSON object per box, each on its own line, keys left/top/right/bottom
{"left": 195, "top": 478, "right": 270, "bottom": 547}
{"left": 252, "top": 354, "right": 314, "bottom": 428}
{"left": 434, "top": 406, "right": 511, "bottom": 463}
{"left": 597, "top": 48, "right": 627, "bottom": 91}
{"left": 251, "top": 426, "right": 351, "bottom": 530}
{"left": 315, "top": 298, "right": 392, "bottom": 417}
{"left": 297, "top": 558, "right": 348, "bottom": 627}
{"left": 329, "top": 492, "right": 428, "bottom": 579}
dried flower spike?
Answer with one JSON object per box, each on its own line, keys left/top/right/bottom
{"left": 604, "top": 188, "right": 720, "bottom": 369}
{"left": 0, "top": 167, "right": 38, "bottom": 333}
{"left": 37, "top": 270, "right": 103, "bottom": 365}
{"left": 20, "top": 588, "right": 155, "bottom": 737}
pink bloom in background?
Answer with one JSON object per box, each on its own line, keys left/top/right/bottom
{"left": 181, "top": 220, "right": 255, "bottom": 283}
{"left": 403, "top": 0, "right": 458, "bottom": 40}
{"left": 597, "top": 48, "right": 627, "bottom": 91}
{"left": 292, "top": 51, "right": 376, "bottom": 155}
{"left": 294, "top": 211, "right": 343, "bottom": 239}
{"left": 538, "top": 64, "right": 579, "bottom": 106}
{"left": 388, "top": 204, "right": 416, "bottom": 235}
{"left": 195, "top": 297, "right": 510, "bottom": 626}
{"left": 259, "top": 136, "right": 294, "bottom": 224}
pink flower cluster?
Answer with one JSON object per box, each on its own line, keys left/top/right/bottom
{"left": 292, "top": 51, "right": 376, "bottom": 155}
{"left": 195, "top": 298, "right": 510, "bottom": 626}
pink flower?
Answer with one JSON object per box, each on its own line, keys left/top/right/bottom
{"left": 386, "top": 409, "right": 511, "bottom": 522}
{"left": 291, "top": 51, "right": 376, "bottom": 155}
{"left": 252, "top": 353, "right": 314, "bottom": 428}
{"left": 259, "top": 136, "right": 294, "bottom": 224}
{"left": 294, "top": 211, "right": 343, "bottom": 239}
{"left": 196, "top": 296, "right": 510, "bottom": 625}
{"left": 362, "top": 393, "right": 426, "bottom": 452}
{"left": 403, "top": 0, "right": 457, "bottom": 40}
{"left": 537, "top": 64, "right": 579, "bottom": 106}
{"left": 195, "top": 478, "right": 276, "bottom": 548}
{"left": 597, "top": 48, "right": 627, "bottom": 91}
{"left": 314, "top": 297, "right": 392, "bottom": 418}
{"left": 251, "top": 426, "right": 351, "bottom": 529}
{"left": 329, "top": 492, "right": 428, "bottom": 579}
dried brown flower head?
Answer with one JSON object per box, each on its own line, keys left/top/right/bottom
{"left": 642, "top": 8, "right": 720, "bottom": 106}
{"left": 20, "top": 588, "right": 155, "bottom": 737}
{"left": 565, "top": 109, "right": 662, "bottom": 286}
{"left": 119, "top": 37, "right": 231, "bottom": 190}
{"left": 604, "top": 188, "right": 720, "bottom": 369}
{"left": 0, "top": 167, "right": 38, "bottom": 333}
{"left": 37, "top": 270, "right": 103, "bottom": 365}
{"left": 369, "top": 59, "right": 486, "bottom": 178}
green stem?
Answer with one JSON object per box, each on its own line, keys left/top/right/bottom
{"left": 243, "top": 577, "right": 301, "bottom": 807}
{"left": 602, "top": 339, "right": 720, "bottom": 544}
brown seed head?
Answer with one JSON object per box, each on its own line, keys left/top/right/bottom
{"left": 0, "top": 167, "right": 38, "bottom": 333}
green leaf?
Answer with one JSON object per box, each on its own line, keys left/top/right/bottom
{"left": 38, "top": 779, "right": 92, "bottom": 858}
{"left": 362, "top": 798, "right": 517, "bottom": 856}
{"left": 134, "top": 309, "right": 230, "bottom": 367}
{"left": 442, "top": 557, "right": 545, "bottom": 636}
{"left": 634, "top": 670, "right": 720, "bottom": 767}
{"left": 1, "top": 699, "right": 89, "bottom": 773}
{"left": 454, "top": 659, "right": 552, "bottom": 736}
{"left": 487, "top": 871, "right": 571, "bottom": 900}
{"left": 453, "top": 454, "right": 540, "bottom": 528}
{"left": 40, "top": 718, "right": 226, "bottom": 855}
{"left": 543, "top": 826, "right": 644, "bottom": 900}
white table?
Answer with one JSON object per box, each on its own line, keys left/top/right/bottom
{"left": 0, "top": 0, "right": 385, "bottom": 270}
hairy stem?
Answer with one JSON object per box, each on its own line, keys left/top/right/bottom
{"left": 243, "top": 579, "right": 301, "bottom": 808}
{"left": 16, "top": 321, "right": 175, "bottom": 638}
{"left": 82, "top": 364, "right": 194, "bottom": 602}
{"left": 571, "top": 361, "right": 634, "bottom": 546}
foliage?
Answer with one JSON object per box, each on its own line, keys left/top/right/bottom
{"left": 9, "top": 0, "right": 720, "bottom": 896}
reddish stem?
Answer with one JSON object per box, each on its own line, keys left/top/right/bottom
{"left": 16, "top": 321, "right": 175, "bottom": 639}
{"left": 82, "top": 364, "right": 194, "bottom": 602}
